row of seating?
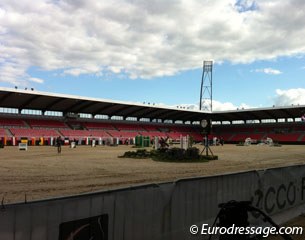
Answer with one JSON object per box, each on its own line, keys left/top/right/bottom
{"left": 0, "top": 128, "right": 202, "bottom": 141}
{"left": 81, "top": 121, "right": 198, "bottom": 133}
{"left": 9, "top": 128, "right": 60, "bottom": 138}
{"left": 0, "top": 117, "right": 199, "bottom": 132}
{"left": 212, "top": 129, "right": 305, "bottom": 143}
{"left": 2, "top": 116, "right": 305, "bottom": 143}
{"left": 216, "top": 124, "right": 305, "bottom": 134}
{"left": 81, "top": 122, "right": 115, "bottom": 130}
{"left": 0, "top": 128, "right": 7, "bottom": 136}
{"left": 2, "top": 129, "right": 305, "bottom": 143}
{"left": 0, "top": 116, "right": 203, "bottom": 141}
{"left": 0, "top": 118, "right": 25, "bottom": 127}
{"left": 27, "top": 119, "right": 68, "bottom": 128}
{"left": 0, "top": 118, "right": 67, "bottom": 128}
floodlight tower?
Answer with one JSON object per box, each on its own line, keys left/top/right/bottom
{"left": 199, "top": 60, "right": 213, "bottom": 112}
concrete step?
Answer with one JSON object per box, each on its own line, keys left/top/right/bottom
{"left": 5, "top": 128, "right": 13, "bottom": 137}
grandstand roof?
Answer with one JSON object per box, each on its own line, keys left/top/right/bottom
{"left": 212, "top": 105, "right": 305, "bottom": 122}
{"left": 0, "top": 87, "right": 209, "bottom": 121}
{"left": 0, "top": 87, "right": 304, "bottom": 122}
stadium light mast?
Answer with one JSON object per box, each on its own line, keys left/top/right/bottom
{"left": 199, "top": 60, "right": 213, "bottom": 112}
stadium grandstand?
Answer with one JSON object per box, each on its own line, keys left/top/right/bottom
{"left": 1, "top": 87, "right": 305, "bottom": 146}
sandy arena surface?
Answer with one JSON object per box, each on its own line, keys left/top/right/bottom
{"left": 1, "top": 143, "right": 305, "bottom": 204}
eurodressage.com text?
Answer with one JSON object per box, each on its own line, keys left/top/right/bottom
{"left": 190, "top": 224, "right": 303, "bottom": 238}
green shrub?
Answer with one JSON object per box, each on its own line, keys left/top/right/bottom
{"left": 120, "top": 147, "right": 217, "bottom": 162}
{"left": 185, "top": 147, "right": 200, "bottom": 159}
{"left": 120, "top": 149, "right": 151, "bottom": 158}
{"left": 164, "top": 148, "right": 185, "bottom": 160}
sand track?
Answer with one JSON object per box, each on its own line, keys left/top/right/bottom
{"left": 1, "top": 144, "right": 305, "bottom": 203}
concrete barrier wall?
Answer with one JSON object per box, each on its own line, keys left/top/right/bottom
{"left": 1, "top": 165, "right": 305, "bottom": 240}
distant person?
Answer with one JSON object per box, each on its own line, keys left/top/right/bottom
{"left": 220, "top": 137, "right": 224, "bottom": 146}
{"left": 56, "top": 136, "right": 62, "bottom": 154}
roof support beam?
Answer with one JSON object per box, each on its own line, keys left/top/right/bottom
{"left": 134, "top": 108, "right": 162, "bottom": 119}
{"left": 64, "top": 100, "right": 100, "bottom": 114}
{"left": 121, "top": 106, "right": 150, "bottom": 117}
{"left": 260, "top": 111, "right": 278, "bottom": 120}
{"left": 180, "top": 112, "right": 207, "bottom": 122}
{"left": 213, "top": 113, "right": 236, "bottom": 122}
{"left": 108, "top": 105, "right": 130, "bottom": 116}
{"left": 156, "top": 110, "right": 190, "bottom": 121}
{"left": 42, "top": 98, "right": 66, "bottom": 112}
{"left": 62, "top": 100, "right": 87, "bottom": 113}
{"left": 19, "top": 95, "right": 41, "bottom": 110}
{"left": 0, "top": 92, "right": 13, "bottom": 105}
{"left": 242, "top": 111, "right": 261, "bottom": 121}
{"left": 278, "top": 108, "right": 293, "bottom": 119}
{"left": 147, "top": 109, "right": 171, "bottom": 119}
{"left": 92, "top": 104, "right": 116, "bottom": 116}
{"left": 230, "top": 111, "right": 258, "bottom": 122}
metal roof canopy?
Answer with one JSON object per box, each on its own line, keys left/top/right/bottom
{"left": 0, "top": 88, "right": 209, "bottom": 122}
{"left": 212, "top": 106, "right": 305, "bottom": 122}
{"left": 0, "top": 87, "right": 304, "bottom": 123}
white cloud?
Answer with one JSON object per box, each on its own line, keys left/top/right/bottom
{"left": 157, "top": 100, "right": 252, "bottom": 112}
{"left": 1, "top": 0, "right": 305, "bottom": 84}
{"left": 63, "top": 65, "right": 102, "bottom": 76}
{"left": 28, "top": 77, "right": 44, "bottom": 84}
{"left": 212, "top": 100, "right": 251, "bottom": 111}
{"left": 274, "top": 88, "right": 305, "bottom": 106}
{"left": 174, "top": 88, "right": 305, "bottom": 111}
{"left": 254, "top": 68, "right": 282, "bottom": 75}
{"left": 0, "top": 62, "right": 28, "bottom": 85}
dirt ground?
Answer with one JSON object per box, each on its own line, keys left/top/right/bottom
{"left": 1, "top": 143, "right": 305, "bottom": 238}
{"left": 1, "top": 143, "right": 305, "bottom": 204}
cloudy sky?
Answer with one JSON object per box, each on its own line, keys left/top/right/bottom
{"left": 1, "top": 0, "right": 305, "bottom": 111}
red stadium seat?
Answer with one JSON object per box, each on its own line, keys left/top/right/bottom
{"left": 27, "top": 119, "right": 68, "bottom": 128}
{"left": 10, "top": 128, "right": 59, "bottom": 137}
{"left": 0, "top": 118, "right": 25, "bottom": 127}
